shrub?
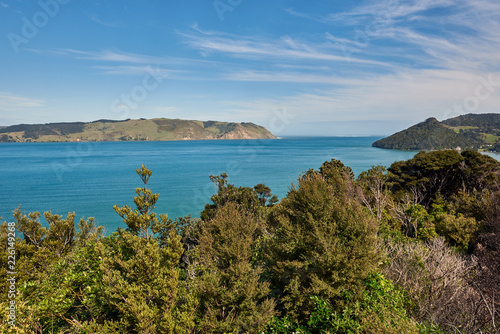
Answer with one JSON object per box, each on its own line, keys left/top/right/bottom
{"left": 382, "top": 237, "right": 491, "bottom": 332}
{"left": 264, "top": 160, "right": 379, "bottom": 323}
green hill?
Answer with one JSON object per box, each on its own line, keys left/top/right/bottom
{"left": 0, "top": 118, "right": 276, "bottom": 142}
{"left": 372, "top": 114, "right": 500, "bottom": 151}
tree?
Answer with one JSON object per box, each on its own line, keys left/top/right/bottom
{"left": 84, "top": 231, "right": 190, "bottom": 333}
{"left": 0, "top": 210, "right": 102, "bottom": 333}
{"left": 264, "top": 159, "right": 379, "bottom": 323}
{"left": 383, "top": 237, "right": 491, "bottom": 332}
{"left": 433, "top": 213, "right": 479, "bottom": 251}
{"left": 0, "top": 208, "right": 92, "bottom": 298}
{"left": 265, "top": 273, "right": 420, "bottom": 334}
{"left": 201, "top": 173, "right": 260, "bottom": 221}
{"left": 357, "top": 165, "right": 390, "bottom": 224}
{"left": 460, "top": 150, "right": 500, "bottom": 193}
{"left": 200, "top": 174, "right": 278, "bottom": 223}
{"left": 0, "top": 165, "right": 197, "bottom": 333}
{"left": 389, "top": 195, "right": 430, "bottom": 239}
{"left": 196, "top": 202, "right": 276, "bottom": 333}
{"left": 388, "top": 150, "right": 500, "bottom": 211}
{"left": 113, "top": 164, "right": 171, "bottom": 239}
{"left": 388, "top": 150, "right": 465, "bottom": 208}
{"left": 77, "top": 165, "right": 196, "bottom": 333}
{"left": 254, "top": 183, "right": 279, "bottom": 207}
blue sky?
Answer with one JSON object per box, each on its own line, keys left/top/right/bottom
{"left": 1, "top": 0, "right": 500, "bottom": 135}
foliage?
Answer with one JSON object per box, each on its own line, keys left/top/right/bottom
{"left": 264, "top": 159, "right": 379, "bottom": 323}
{"left": 195, "top": 202, "right": 276, "bottom": 333}
{"left": 472, "top": 192, "right": 500, "bottom": 322}
{"left": 2, "top": 152, "right": 499, "bottom": 333}
{"left": 433, "top": 213, "right": 479, "bottom": 251}
{"left": 11, "top": 240, "right": 107, "bottom": 332}
{"left": 0, "top": 208, "right": 100, "bottom": 308}
{"left": 372, "top": 117, "right": 484, "bottom": 151}
{"left": 254, "top": 183, "right": 279, "bottom": 207}
{"left": 265, "top": 273, "right": 420, "bottom": 334}
{"left": 77, "top": 230, "right": 192, "bottom": 333}
{"left": 388, "top": 149, "right": 500, "bottom": 208}
{"left": 113, "top": 164, "right": 173, "bottom": 239}
{"left": 388, "top": 150, "right": 465, "bottom": 208}
{"left": 382, "top": 236, "right": 491, "bottom": 332}
{"left": 0, "top": 165, "right": 196, "bottom": 333}
{"left": 441, "top": 113, "right": 500, "bottom": 132}
{"left": 200, "top": 173, "right": 276, "bottom": 221}
{"left": 357, "top": 165, "right": 390, "bottom": 224}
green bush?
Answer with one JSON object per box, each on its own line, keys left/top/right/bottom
{"left": 265, "top": 273, "right": 421, "bottom": 334}
{"left": 264, "top": 160, "right": 379, "bottom": 323}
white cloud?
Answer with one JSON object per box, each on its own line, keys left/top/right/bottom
{"left": 91, "top": 65, "right": 182, "bottom": 79}
{"left": 88, "top": 13, "right": 121, "bottom": 28}
{"left": 28, "top": 0, "right": 500, "bottom": 133}
{"left": 180, "top": 30, "right": 392, "bottom": 68}
{"left": 224, "top": 69, "right": 500, "bottom": 134}
{"left": 41, "top": 48, "right": 222, "bottom": 79}
{"left": 209, "top": 0, "right": 500, "bottom": 132}
{"left": 287, "top": 0, "right": 500, "bottom": 73}
{"left": 0, "top": 92, "right": 45, "bottom": 111}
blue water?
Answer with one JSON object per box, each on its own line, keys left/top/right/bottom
{"left": 0, "top": 137, "right": 427, "bottom": 233}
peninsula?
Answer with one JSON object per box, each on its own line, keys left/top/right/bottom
{"left": 0, "top": 118, "right": 277, "bottom": 142}
{"left": 372, "top": 113, "right": 500, "bottom": 151}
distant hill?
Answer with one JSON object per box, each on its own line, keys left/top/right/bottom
{"left": 372, "top": 113, "right": 500, "bottom": 151}
{"left": 0, "top": 118, "right": 277, "bottom": 142}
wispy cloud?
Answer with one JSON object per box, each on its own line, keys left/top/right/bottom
{"left": 180, "top": 29, "right": 393, "bottom": 68}
{"left": 17, "top": 0, "right": 500, "bottom": 132}
{"left": 87, "top": 13, "right": 121, "bottom": 28}
{"left": 48, "top": 48, "right": 220, "bottom": 67}
{"left": 227, "top": 69, "right": 500, "bottom": 128}
{"left": 288, "top": 0, "right": 500, "bottom": 73}
{"left": 224, "top": 70, "right": 364, "bottom": 85}
{"left": 213, "top": 0, "right": 500, "bottom": 131}
{"left": 0, "top": 92, "right": 45, "bottom": 111}
{"left": 91, "top": 65, "right": 183, "bottom": 78}
{"left": 32, "top": 48, "right": 223, "bottom": 80}
{"left": 55, "top": 48, "right": 166, "bottom": 64}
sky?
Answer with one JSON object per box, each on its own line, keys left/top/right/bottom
{"left": 1, "top": 0, "right": 500, "bottom": 136}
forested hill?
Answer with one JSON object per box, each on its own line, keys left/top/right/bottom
{"left": 372, "top": 113, "right": 500, "bottom": 151}
{"left": 0, "top": 118, "right": 276, "bottom": 142}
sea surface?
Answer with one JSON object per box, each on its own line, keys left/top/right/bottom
{"left": 1, "top": 137, "right": 497, "bottom": 233}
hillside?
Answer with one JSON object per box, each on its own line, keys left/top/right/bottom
{"left": 0, "top": 118, "right": 276, "bottom": 142}
{"left": 372, "top": 114, "right": 500, "bottom": 151}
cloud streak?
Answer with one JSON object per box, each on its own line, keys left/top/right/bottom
{"left": 0, "top": 92, "right": 45, "bottom": 111}
{"left": 17, "top": 1, "right": 500, "bottom": 133}
{"left": 179, "top": 0, "right": 500, "bottom": 132}
{"left": 87, "top": 13, "right": 121, "bottom": 28}
{"left": 181, "top": 30, "right": 393, "bottom": 68}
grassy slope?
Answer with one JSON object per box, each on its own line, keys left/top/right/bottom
{"left": 372, "top": 118, "right": 478, "bottom": 150}
{"left": 0, "top": 118, "right": 276, "bottom": 142}
{"left": 374, "top": 115, "right": 500, "bottom": 151}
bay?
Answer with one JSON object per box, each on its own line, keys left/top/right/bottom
{"left": 0, "top": 137, "right": 464, "bottom": 233}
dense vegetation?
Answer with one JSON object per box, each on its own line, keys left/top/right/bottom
{"left": 1, "top": 150, "right": 499, "bottom": 333}
{"left": 442, "top": 113, "right": 500, "bottom": 132}
{"left": 0, "top": 119, "right": 129, "bottom": 140}
{"left": 0, "top": 118, "right": 276, "bottom": 142}
{"left": 373, "top": 113, "right": 500, "bottom": 151}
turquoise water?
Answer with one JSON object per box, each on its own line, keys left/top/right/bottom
{"left": 0, "top": 137, "right": 422, "bottom": 233}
